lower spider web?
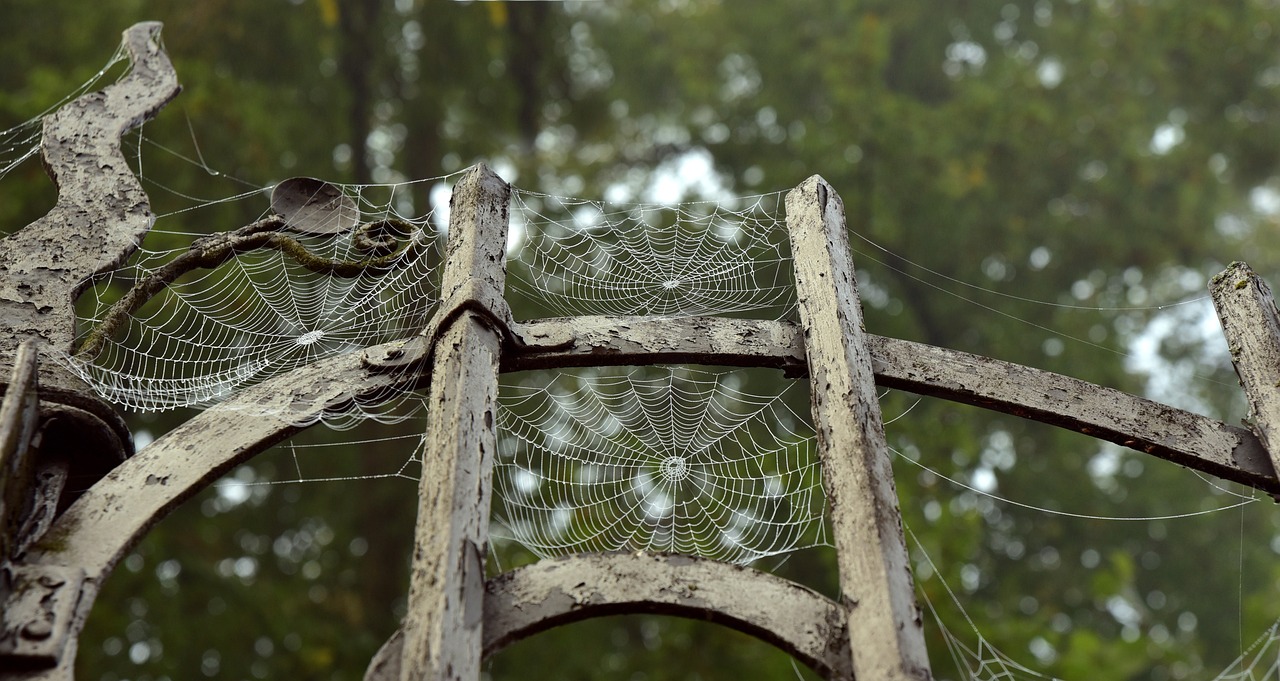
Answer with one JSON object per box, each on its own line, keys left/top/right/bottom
{"left": 493, "top": 366, "right": 827, "bottom": 565}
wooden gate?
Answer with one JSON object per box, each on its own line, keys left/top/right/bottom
{"left": 2, "top": 23, "right": 1278, "bottom": 681}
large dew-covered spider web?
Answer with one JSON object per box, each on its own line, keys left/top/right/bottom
{"left": 61, "top": 176, "right": 449, "bottom": 421}
{"left": 507, "top": 189, "right": 796, "bottom": 319}
{"left": 492, "top": 366, "right": 827, "bottom": 565}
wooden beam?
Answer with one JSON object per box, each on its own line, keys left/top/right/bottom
{"left": 505, "top": 316, "right": 806, "bottom": 374}
{"left": 366, "top": 553, "right": 852, "bottom": 681}
{"left": 786, "top": 176, "right": 931, "bottom": 681}
{"left": 502, "top": 317, "right": 1276, "bottom": 494}
{"left": 0, "top": 23, "right": 179, "bottom": 356}
{"left": 866, "top": 334, "right": 1277, "bottom": 492}
{"left": 399, "top": 164, "right": 509, "bottom": 681}
{"left": 1211, "top": 262, "right": 1280, "bottom": 477}
{"left": 0, "top": 341, "right": 40, "bottom": 563}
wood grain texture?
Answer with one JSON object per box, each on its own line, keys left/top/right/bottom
{"left": 0, "top": 23, "right": 179, "bottom": 356}
{"left": 786, "top": 175, "right": 931, "bottom": 681}
{"left": 1211, "top": 261, "right": 1280, "bottom": 478}
{"left": 399, "top": 164, "right": 509, "bottom": 681}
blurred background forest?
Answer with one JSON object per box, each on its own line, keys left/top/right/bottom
{"left": 3, "top": 0, "right": 1280, "bottom": 679}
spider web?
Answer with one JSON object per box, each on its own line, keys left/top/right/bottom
{"left": 493, "top": 366, "right": 827, "bottom": 565}
{"left": 0, "top": 43, "right": 129, "bottom": 183}
{"left": 60, "top": 178, "right": 448, "bottom": 423}
{"left": 507, "top": 189, "right": 796, "bottom": 319}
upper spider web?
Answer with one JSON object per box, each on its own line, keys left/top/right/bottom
{"left": 61, "top": 179, "right": 447, "bottom": 421}
{"left": 493, "top": 366, "right": 827, "bottom": 565}
{"left": 507, "top": 189, "right": 796, "bottom": 320}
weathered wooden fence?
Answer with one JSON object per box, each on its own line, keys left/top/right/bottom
{"left": 3, "top": 23, "right": 1279, "bottom": 681}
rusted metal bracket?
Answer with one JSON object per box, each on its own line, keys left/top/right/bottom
{"left": 0, "top": 565, "right": 85, "bottom": 668}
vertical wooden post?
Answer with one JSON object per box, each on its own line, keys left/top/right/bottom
{"left": 0, "top": 340, "right": 40, "bottom": 565}
{"left": 1211, "top": 262, "right": 1280, "bottom": 476}
{"left": 399, "top": 164, "right": 509, "bottom": 680}
{"left": 786, "top": 176, "right": 931, "bottom": 681}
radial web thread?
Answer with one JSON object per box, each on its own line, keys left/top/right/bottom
{"left": 494, "top": 366, "right": 827, "bottom": 565}
{"left": 61, "top": 180, "right": 446, "bottom": 422}
{"left": 507, "top": 189, "right": 796, "bottom": 319}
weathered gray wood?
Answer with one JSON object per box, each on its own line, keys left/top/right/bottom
{"left": 504, "top": 316, "right": 1278, "bottom": 493}
{"left": 368, "top": 552, "right": 852, "bottom": 681}
{"left": 865, "top": 335, "right": 1277, "bottom": 493}
{"left": 0, "top": 565, "right": 84, "bottom": 668}
{"left": 1211, "top": 262, "right": 1280, "bottom": 476}
{"left": 787, "top": 175, "right": 930, "bottom": 681}
{"left": 0, "top": 23, "right": 179, "bottom": 356}
{"left": 484, "top": 553, "right": 852, "bottom": 679}
{"left": 505, "top": 316, "right": 807, "bottom": 374}
{"left": 398, "top": 164, "right": 509, "bottom": 681}
{"left": 7, "top": 346, "right": 419, "bottom": 681}
{"left": 0, "top": 341, "right": 40, "bottom": 563}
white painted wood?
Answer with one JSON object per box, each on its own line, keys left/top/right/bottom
{"left": 1212, "top": 262, "right": 1280, "bottom": 478}
{"left": 398, "top": 164, "right": 509, "bottom": 681}
{"left": 787, "top": 175, "right": 931, "bottom": 681}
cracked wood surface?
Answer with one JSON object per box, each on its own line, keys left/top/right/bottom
{"left": 484, "top": 553, "right": 852, "bottom": 678}
{"left": 7, "top": 344, "right": 416, "bottom": 680}
{"left": 787, "top": 176, "right": 931, "bottom": 681}
{"left": 510, "top": 315, "right": 1276, "bottom": 494}
{"left": 367, "top": 552, "right": 853, "bottom": 680}
{"left": 1211, "top": 262, "right": 1280, "bottom": 478}
{"left": 0, "top": 22, "right": 179, "bottom": 357}
{"left": 398, "top": 164, "right": 509, "bottom": 681}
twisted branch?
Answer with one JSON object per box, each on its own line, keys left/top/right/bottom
{"left": 76, "top": 217, "right": 425, "bottom": 358}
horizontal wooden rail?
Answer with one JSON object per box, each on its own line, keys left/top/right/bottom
{"left": 507, "top": 316, "right": 1277, "bottom": 495}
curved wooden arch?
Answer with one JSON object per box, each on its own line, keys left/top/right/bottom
{"left": 363, "top": 552, "right": 851, "bottom": 681}
{"left": 22, "top": 349, "right": 424, "bottom": 679}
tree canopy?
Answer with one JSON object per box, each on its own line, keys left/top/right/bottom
{"left": 3, "top": 1, "right": 1280, "bottom": 679}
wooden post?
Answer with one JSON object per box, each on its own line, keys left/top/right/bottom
{"left": 786, "top": 176, "right": 931, "bottom": 681}
{"left": 399, "top": 164, "right": 509, "bottom": 680}
{"left": 1211, "top": 261, "right": 1280, "bottom": 477}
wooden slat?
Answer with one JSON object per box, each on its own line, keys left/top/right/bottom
{"left": 399, "top": 164, "right": 509, "bottom": 681}
{"left": 506, "top": 316, "right": 806, "bottom": 374}
{"left": 0, "top": 23, "right": 179, "bottom": 356}
{"left": 0, "top": 340, "right": 40, "bottom": 563}
{"left": 786, "top": 176, "right": 931, "bottom": 681}
{"left": 503, "top": 317, "right": 1277, "bottom": 494}
{"left": 1211, "top": 261, "right": 1280, "bottom": 477}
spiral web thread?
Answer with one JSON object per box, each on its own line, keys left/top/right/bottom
{"left": 493, "top": 366, "right": 827, "bottom": 565}
{"left": 507, "top": 189, "right": 796, "bottom": 320}
{"left": 60, "top": 179, "right": 447, "bottom": 424}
